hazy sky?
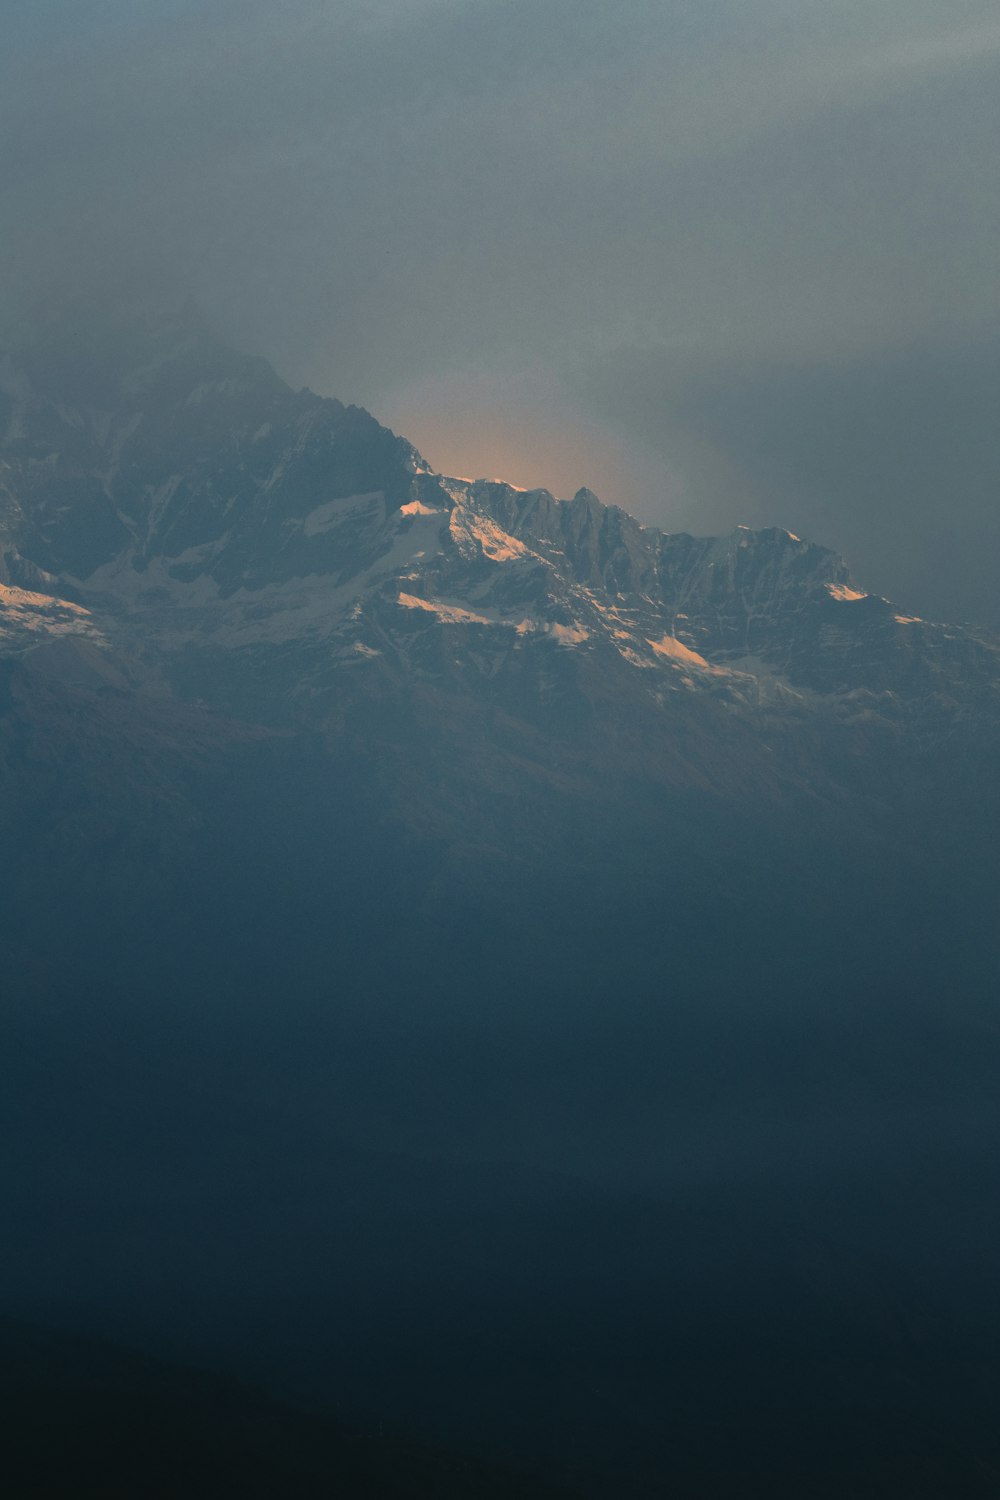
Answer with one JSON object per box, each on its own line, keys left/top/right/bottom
{"left": 4, "top": 0, "right": 999, "bottom": 623}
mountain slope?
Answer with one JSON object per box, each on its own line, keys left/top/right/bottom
{"left": 2, "top": 308, "right": 999, "bottom": 1499}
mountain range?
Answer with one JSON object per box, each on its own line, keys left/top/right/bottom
{"left": 3, "top": 304, "right": 998, "bottom": 739}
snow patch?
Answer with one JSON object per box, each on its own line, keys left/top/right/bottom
{"left": 546, "top": 622, "right": 589, "bottom": 647}
{"left": 648, "top": 633, "right": 711, "bottom": 669}
{"left": 449, "top": 506, "right": 533, "bottom": 564}
{"left": 0, "top": 584, "right": 89, "bottom": 617}
{"left": 0, "top": 584, "right": 101, "bottom": 648}
{"left": 399, "top": 499, "right": 442, "bottom": 517}
{"left": 826, "top": 582, "right": 868, "bottom": 602}
{"left": 618, "top": 646, "right": 657, "bottom": 670}
{"left": 304, "top": 492, "right": 383, "bottom": 536}
{"left": 397, "top": 592, "right": 491, "bottom": 626}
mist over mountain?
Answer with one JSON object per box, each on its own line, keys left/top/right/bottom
{"left": 3, "top": 308, "right": 999, "bottom": 1496}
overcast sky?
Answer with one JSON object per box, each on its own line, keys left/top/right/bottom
{"left": 4, "top": 0, "right": 998, "bottom": 624}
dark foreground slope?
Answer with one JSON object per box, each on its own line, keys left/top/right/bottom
{"left": 4, "top": 717, "right": 998, "bottom": 1496}
{"left": 0, "top": 1319, "right": 582, "bottom": 1500}
{"left": 2, "top": 309, "right": 999, "bottom": 1496}
{"left": 3, "top": 1311, "right": 999, "bottom": 1499}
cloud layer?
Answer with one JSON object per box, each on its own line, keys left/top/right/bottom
{"left": 4, "top": 0, "right": 998, "bottom": 622}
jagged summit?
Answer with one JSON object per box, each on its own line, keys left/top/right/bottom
{"left": 0, "top": 305, "right": 423, "bottom": 590}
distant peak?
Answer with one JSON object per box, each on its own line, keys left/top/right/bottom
{"left": 1, "top": 298, "right": 288, "bottom": 410}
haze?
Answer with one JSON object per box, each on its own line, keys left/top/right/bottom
{"left": 4, "top": 0, "right": 998, "bottom": 624}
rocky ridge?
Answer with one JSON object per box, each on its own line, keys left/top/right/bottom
{"left": 1, "top": 307, "right": 997, "bottom": 765}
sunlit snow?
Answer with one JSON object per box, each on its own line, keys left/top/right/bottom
{"left": 546, "top": 622, "right": 589, "bottom": 646}
{"left": 648, "top": 633, "right": 712, "bottom": 668}
{"left": 397, "top": 592, "right": 492, "bottom": 626}
{"left": 826, "top": 583, "right": 868, "bottom": 602}
{"left": 399, "top": 500, "right": 442, "bottom": 517}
